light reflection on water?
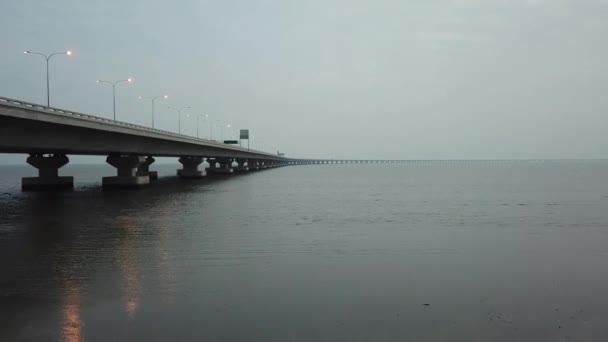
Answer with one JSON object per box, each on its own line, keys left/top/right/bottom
{"left": 158, "top": 211, "right": 177, "bottom": 305}
{"left": 115, "top": 216, "right": 142, "bottom": 320}
{"left": 62, "top": 286, "right": 81, "bottom": 342}
{"left": 1, "top": 161, "right": 608, "bottom": 341}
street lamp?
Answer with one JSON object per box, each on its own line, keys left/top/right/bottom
{"left": 184, "top": 113, "right": 201, "bottom": 138}
{"left": 194, "top": 114, "right": 208, "bottom": 139}
{"left": 204, "top": 114, "right": 210, "bottom": 139}
{"left": 194, "top": 114, "right": 199, "bottom": 138}
{"left": 139, "top": 94, "right": 168, "bottom": 128}
{"left": 24, "top": 50, "right": 72, "bottom": 107}
{"left": 96, "top": 78, "right": 133, "bottom": 121}
{"left": 214, "top": 120, "right": 223, "bottom": 141}
{"left": 211, "top": 119, "right": 224, "bottom": 141}
{"left": 168, "top": 106, "right": 191, "bottom": 134}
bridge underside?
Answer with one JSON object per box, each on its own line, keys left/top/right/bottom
{"left": 16, "top": 153, "right": 288, "bottom": 191}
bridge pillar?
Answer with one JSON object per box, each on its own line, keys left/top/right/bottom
{"left": 136, "top": 156, "right": 158, "bottom": 181}
{"left": 210, "top": 157, "right": 234, "bottom": 174}
{"left": 22, "top": 153, "right": 74, "bottom": 190}
{"left": 177, "top": 156, "right": 206, "bottom": 178}
{"left": 103, "top": 154, "right": 150, "bottom": 188}
{"left": 234, "top": 158, "right": 249, "bottom": 172}
{"left": 248, "top": 159, "right": 260, "bottom": 170}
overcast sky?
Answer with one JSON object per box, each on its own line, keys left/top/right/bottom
{"left": 1, "top": 0, "right": 607, "bottom": 163}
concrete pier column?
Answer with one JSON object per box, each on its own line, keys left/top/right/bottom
{"left": 103, "top": 154, "right": 150, "bottom": 188}
{"left": 177, "top": 156, "right": 206, "bottom": 179}
{"left": 207, "top": 158, "right": 217, "bottom": 171}
{"left": 235, "top": 158, "right": 249, "bottom": 172}
{"left": 136, "top": 156, "right": 158, "bottom": 181}
{"left": 210, "top": 157, "right": 234, "bottom": 174}
{"left": 22, "top": 153, "right": 74, "bottom": 190}
{"left": 248, "top": 159, "right": 260, "bottom": 170}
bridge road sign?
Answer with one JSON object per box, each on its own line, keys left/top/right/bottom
{"left": 240, "top": 129, "right": 250, "bottom": 150}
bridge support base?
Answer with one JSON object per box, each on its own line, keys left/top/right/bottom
{"left": 209, "top": 158, "right": 234, "bottom": 174}
{"left": 103, "top": 154, "right": 150, "bottom": 189}
{"left": 22, "top": 153, "right": 74, "bottom": 190}
{"left": 136, "top": 156, "right": 158, "bottom": 181}
{"left": 235, "top": 159, "right": 249, "bottom": 172}
{"left": 177, "top": 156, "right": 206, "bottom": 179}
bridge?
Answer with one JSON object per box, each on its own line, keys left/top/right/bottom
{"left": 0, "top": 96, "right": 296, "bottom": 190}
{"left": 0, "top": 96, "right": 548, "bottom": 191}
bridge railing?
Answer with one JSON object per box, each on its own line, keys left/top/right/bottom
{"left": 0, "top": 96, "right": 279, "bottom": 158}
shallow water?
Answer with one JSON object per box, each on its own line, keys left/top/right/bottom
{"left": 1, "top": 161, "right": 608, "bottom": 341}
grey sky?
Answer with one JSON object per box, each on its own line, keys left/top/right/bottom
{"left": 1, "top": 0, "right": 607, "bottom": 163}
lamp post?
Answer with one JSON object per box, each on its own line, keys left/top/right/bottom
{"left": 195, "top": 114, "right": 200, "bottom": 138}
{"left": 204, "top": 114, "right": 210, "bottom": 139}
{"left": 168, "top": 106, "right": 191, "bottom": 134}
{"left": 96, "top": 78, "right": 132, "bottom": 120}
{"left": 219, "top": 123, "right": 233, "bottom": 142}
{"left": 139, "top": 95, "right": 168, "bottom": 128}
{"left": 214, "top": 120, "right": 222, "bottom": 142}
{"left": 24, "top": 50, "right": 72, "bottom": 107}
{"left": 195, "top": 114, "right": 208, "bottom": 139}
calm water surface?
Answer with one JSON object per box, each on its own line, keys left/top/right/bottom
{"left": 1, "top": 161, "right": 608, "bottom": 341}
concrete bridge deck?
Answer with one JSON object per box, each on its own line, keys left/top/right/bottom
{"left": 0, "top": 97, "right": 285, "bottom": 160}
